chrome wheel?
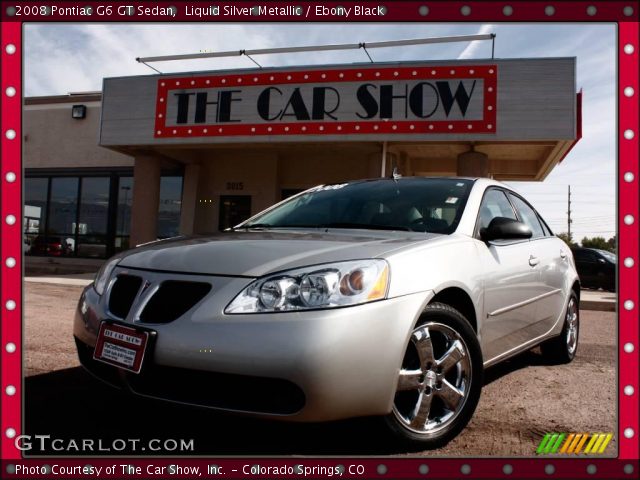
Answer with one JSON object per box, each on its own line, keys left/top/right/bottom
{"left": 565, "top": 297, "right": 578, "bottom": 355}
{"left": 392, "top": 322, "right": 471, "bottom": 435}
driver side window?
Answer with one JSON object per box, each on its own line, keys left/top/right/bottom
{"left": 477, "top": 189, "right": 517, "bottom": 234}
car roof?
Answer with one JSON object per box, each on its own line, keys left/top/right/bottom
{"left": 326, "top": 176, "right": 507, "bottom": 190}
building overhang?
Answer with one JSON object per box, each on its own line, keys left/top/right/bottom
{"left": 97, "top": 57, "right": 580, "bottom": 181}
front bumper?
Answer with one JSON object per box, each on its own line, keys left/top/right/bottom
{"left": 74, "top": 281, "right": 432, "bottom": 422}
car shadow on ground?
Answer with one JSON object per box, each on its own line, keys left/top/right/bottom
{"left": 483, "top": 348, "right": 556, "bottom": 386}
{"left": 25, "top": 367, "right": 402, "bottom": 456}
{"left": 25, "top": 351, "right": 550, "bottom": 457}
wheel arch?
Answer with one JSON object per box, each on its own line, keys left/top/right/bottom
{"left": 572, "top": 279, "right": 581, "bottom": 301}
{"left": 428, "top": 286, "right": 478, "bottom": 333}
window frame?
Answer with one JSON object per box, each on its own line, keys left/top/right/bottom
{"left": 506, "top": 191, "right": 550, "bottom": 241}
{"left": 473, "top": 186, "right": 519, "bottom": 240}
{"left": 474, "top": 186, "right": 554, "bottom": 243}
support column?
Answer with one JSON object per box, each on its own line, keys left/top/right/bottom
{"left": 130, "top": 155, "right": 161, "bottom": 247}
{"left": 457, "top": 149, "right": 489, "bottom": 178}
{"left": 179, "top": 163, "right": 200, "bottom": 235}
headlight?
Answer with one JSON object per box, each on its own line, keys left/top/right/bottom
{"left": 93, "top": 257, "right": 121, "bottom": 296}
{"left": 225, "top": 259, "right": 389, "bottom": 314}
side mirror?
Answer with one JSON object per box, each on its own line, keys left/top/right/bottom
{"left": 481, "top": 217, "right": 532, "bottom": 242}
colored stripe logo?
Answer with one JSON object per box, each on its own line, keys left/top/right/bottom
{"left": 536, "top": 433, "right": 613, "bottom": 455}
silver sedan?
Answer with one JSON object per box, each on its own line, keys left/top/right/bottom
{"left": 74, "top": 176, "right": 580, "bottom": 448}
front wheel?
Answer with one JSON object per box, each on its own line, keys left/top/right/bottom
{"left": 540, "top": 292, "right": 579, "bottom": 364}
{"left": 384, "top": 302, "right": 483, "bottom": 448}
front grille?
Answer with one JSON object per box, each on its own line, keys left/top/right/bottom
{"left": 127, "top": 364, "right": 305, "bottom": 415}
{"left": 140, "top": 281, "right": 211, "bottom": 324}
{"left": 108, "top": 274, "right": 142, "bottom": 319}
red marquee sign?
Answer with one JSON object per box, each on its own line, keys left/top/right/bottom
{"left": 154, "top": 64, "right": 497, "bottom": 138}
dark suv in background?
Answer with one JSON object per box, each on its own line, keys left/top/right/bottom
{"left": 570, "top": 247, "right": 616, "bottom": 292}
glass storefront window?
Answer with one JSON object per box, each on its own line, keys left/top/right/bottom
{"left": 25, "top": 172, "right": 182, "bottom": 258}
{"left": 48, "top": 177, "right": 78, "bottom": 235}
{"left": 46, "top": 177, "right": 78, "bottom": 256}
{"left": 24, "top": 177, "right": 48, "bottom": 234}
{"left": 24, "top": 178, "right": 49, "bottom": 255}
{"left": 115, "top": 176, "right": 133, "bottom": 253}
{"left": 157, "top": 176, "right": 183, "bottom": 238}
{"left": 117, "top": 177, "right": 133, "bottom": 236}
{"left": 77, "top": 177, "right": 110, "bottom": 258}
{"left": 79, "top": 177, "right": 109, "bottom": 235}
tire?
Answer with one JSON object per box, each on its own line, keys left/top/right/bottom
{"left": 383, "top": 302, "right": 483, "bottom": 448}
{"left": 540, "top": 292, "right": 579, "bottom": 364}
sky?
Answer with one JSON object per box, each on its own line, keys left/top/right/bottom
{"left": 23, "top": 23, "right": 616, "bottom": 241}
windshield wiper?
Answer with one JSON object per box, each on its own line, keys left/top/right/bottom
{"left": 232, "top": 223, "right": 273, "bottom": 230}
{"left": 234, "top": 223, "right": 323, "bottom": 230}
{"left": 320, "top": 222, "right": 413, "bottom": 232}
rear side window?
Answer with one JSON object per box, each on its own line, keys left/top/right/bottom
{"left": 477, "top": 189, "right": 517, "bottom": 232}
{"left": 508, "top": 194, "right": 545, "bottom": 239}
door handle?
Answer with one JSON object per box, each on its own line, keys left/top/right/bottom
{"left": 529, "top": 255, "right": 540, "bottom": 267}
{"left": 560, "top": 249, "right": 568, "bottom": 260}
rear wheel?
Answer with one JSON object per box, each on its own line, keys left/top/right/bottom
{"left": 540, "top": 292, "right": 579, "bottom": 363}
{"left": 384, "top": 303, "right": 483, "bottom": 448}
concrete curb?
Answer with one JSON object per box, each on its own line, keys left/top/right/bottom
{"left": 580, "top": 300, "right": 616, "bottom": 312}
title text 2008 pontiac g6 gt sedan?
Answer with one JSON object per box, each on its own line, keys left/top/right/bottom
{"left": 74, "top": 177, "right": 580, "bottom": 447}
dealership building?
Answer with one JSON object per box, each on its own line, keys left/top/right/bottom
{"left": 23, "top": 57, "right": 580, "bottom": 268}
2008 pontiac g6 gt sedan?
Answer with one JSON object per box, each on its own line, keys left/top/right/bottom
{"left": 74, "top": 177, "right": 580, "bottom": 447}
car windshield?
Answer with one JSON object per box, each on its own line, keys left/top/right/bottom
{"left": 596, "top": 249, "right": 617, "bottom": 263}
{"left": 240, "top": 178, "right": 474, "bottom": 234}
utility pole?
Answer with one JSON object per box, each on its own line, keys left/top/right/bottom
{"left": 567, "top": 185, "right": 572, "bottom": 242}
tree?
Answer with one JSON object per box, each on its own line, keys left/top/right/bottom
{"left": 556, "top": 232, "right": 577, "bottom": 248}
{"left": 581, "top": 236, "right": 616, "bottom": 252}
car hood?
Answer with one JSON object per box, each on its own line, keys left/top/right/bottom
{"left": 117, "top": 230, "right": 442, "bottom": 277}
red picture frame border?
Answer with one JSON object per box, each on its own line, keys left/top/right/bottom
{"left": 1, "top": 2, "right": 637, "bottom": 477}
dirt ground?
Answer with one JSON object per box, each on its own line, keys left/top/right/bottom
{"left": 24, "top": 282, "right": 616, "bottom": 456}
